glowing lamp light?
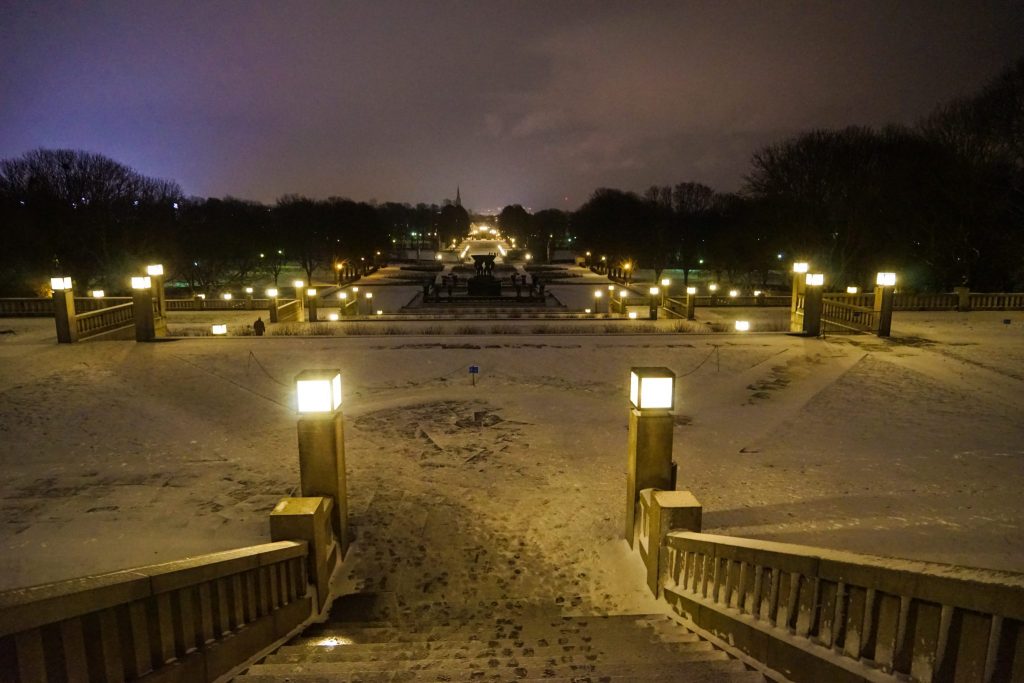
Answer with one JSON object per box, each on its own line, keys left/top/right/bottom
{"left": 628, "top": 311, "right": 638, "bottom": 319}
{"left": 50, "top": 277, "right": 72, "bottom": 291}
{"left": 196, "top": 293, "right": 206, "bottom": 300}
{"left": 352, "top": 287, "right": 359, "bottom": 293}
{"left": 91, "top": 290, "right": 104, "bottom": 298}
{"left": 686, "top": 286, "right": 697, "bottom": 295}
{"left": 266, "top": 288, "right": 279, "bottom": 297}
{"left": 729, "top": 289, "right": 739, "bottom": 298}
{"left": 753, "top": 290, "right": 762, "bottom": 297}
{"left": 146, "top": 264, "right": 164, "bottom": 276}
{"left": 709, "top": 284, "right": 719, "bottom": 292}
{"left": 649, "top": 287, "right": 659, "bottom": 296}
{"left": 222, "top": 293, "right": 232, "bottom": 300}
{"left": 131, "top": 276, "right": 152, "bottom": 290}
{"left": 661, "top": 278, "right": 670, "bottom": 287}
{"left": 211, "top": 324, "right": 227, "bottom": 336}
{"left": 793, "top": 262, "right": 809, "bottom": 274}
{"left": 876, "top": 272, "right": 897, "bottom": 287}
{"left": 307, "top": 288, "right": 317, "bottom": 297}
{"left": 594, "top": 290, "right": 603, "bottom": 299}
{"left": 293, "top": 280, "right": 304, "bottom": 288}
{"left": 295, "top": 369, "right": 342, "bottom": 414}
{"left": 525, "top": 253, "right": 533, "bottom": 261}
{"left": 338, "top": 292, "right": 347, "bottom": 300}
{"left": 623, "top": 263, "right": 632, "bottom": 271}
{"left": 585, "top": 308, "right": 592, "bottom": 314}
{"left": 620, "top": 290, "right": 628, "bottom": 298}
{"left": 608, "top": 284, "right": 615, "bottom": 291}
{"left": 365, "top": 292, "right": 373, "bottom": 299}
{"left": 245, "top": 287, "right": 253, "bottom": 294}
{"left": 735, "top": 320, "right": 751, "bottom": 332}
{"left": 846, "top": 286, "right": 859, "bottom": 294}
{"left": 435, "top": 254, "right": 443, "bottom": 261}
{"left": 334, "top": 263, "right": 342, "bottom": 271}
{"left": 806, "top": 273, "right": 825, "bottom": 286}
{"left": 376, "top": 309, "right": 383, "bottom": 315}
{"left": 328, "top": 313, "right": 339, "bottom": 321}
{"left": 629, "top": 367, "right": 675, "bottom": 411}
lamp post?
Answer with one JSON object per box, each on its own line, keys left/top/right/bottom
{"left": 648, "top": 287, "right": 659, "bottom": 320}
{"left": 625, "top": 367, "right": 676, "bottom": 546}
{"left": 307, "top": 288, "right": 318, "bottom": 322}
{"left": 293, "top": 279, "right": 305, "bottom": 319}
{"left": 790, "top": 262, "right": 809, "bottom": 332}
{"left": 295, "top": 369, "right": 349, "bottom": 555}
{"left": 619, "top": 289, "right": 629, "bottom": 315}
{"left": 245, "top": 286, "right": 254, "bottom": 309}
{"left": 685, "top": 286, "right": 696, "bottom": 320}
{"left": 50, "top": 277, "right": 77, "bottom": 343}
{"left": 338, "top": 291, "right": 348, "bottom": 317}
{"left": 594, "top": 289, "right": 604, "bottom": 314}
{"left": 363, "top": 291, "right": 373, "bottom": 316}
{"left": 266, "top": 288, "right": 279, "bottom": 323}
{"left": 131, "top": 275, "right": 157, "bottom": 342}
{"left": 146, "top": 264, "right": 166, "bottom": 319}
{"left": 875, "top": 272, "right": 896, "bottom": 337}
{"left": 803, "top": 273, "right": 824, "bottom": 337}
{"left": 660, "top": 278, "right": 670, "bottom": 308}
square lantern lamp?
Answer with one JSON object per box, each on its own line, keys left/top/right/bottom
{"left": 295, "top": 369, "right": 342, "bottom": 414}
{"left": 649, "top": 287, "right": 659, "bottom": 296}
{"left": 293, "top": 279, "right": 305, "bottom": 289}
{"left": 307, "top": 288, "right": 317, "bottom": 297}
{"left": 245, "top": 287, "right": 254, "bottom": 294}
{"left": 131, "top": 276, "right": 152, "bottom": 289}
{"left": 50, "top": 277, "right": 72, "bottom": 291}
{"left": 686, "top": 286, "right": 697, "bottom": 295}
{"left": 594, "top": 290, "right": 603, "bottom": 299}
{"left": 211, "top": 324, "right": 227, "bottom": 335}
{"left": 328, "top": 313, "right": 339, "bottom": 321}
{"left": 806, "top": 273, "right": 824, "bottom": 286}
{"left": 91, "top": 289, "right": 105, "bottom": 298}
{"left": 847, "top": 286, "right": 859, "bottom": 294}
{"left": 146, "top": 264, "right": 164, "bottom": 277}
{"left": 708, "top": 284, "right": 718, "bottom": 292}
{"left": 876, "top": 272, "right": 897, "bottom": 287}
{"left": 793, "top": 262, "right": 809, "bottom": 274}
{"left": 629, "top": 367, "right": 675, "bottom": 412}
{"left": 735, "top": 320, "right": 751, "bottom": 332}
{"left": 222, "top": 293, "right": 232, "bottom": 300}
{"left": 661, "top": 278, "right": 670, "bottom": 287}
{"left": 266, "top": 288, "right": 279, "bottom": 298}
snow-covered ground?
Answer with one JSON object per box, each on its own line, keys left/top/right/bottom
{"left": 1, "top": 296, "right": 1022, "bottom": 619}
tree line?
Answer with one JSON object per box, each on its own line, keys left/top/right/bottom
{"left": 1, "top": 58, "right": 1020, "bottom": 295}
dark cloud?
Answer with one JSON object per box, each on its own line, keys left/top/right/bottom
{"left": 2, "top": 1, "right": 1021, "bottom": 211}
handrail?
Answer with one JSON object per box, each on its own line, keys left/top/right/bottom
{"left": 661, "top": 532, "right": 1024, "bottom": 682}
{"left": 0, "top": 541, "right": 310, "bottom": 682}
{"left": 75, "top": 301, "right": 135, "bottom": 338}
{"left": 820, "top": 298, "right": 877, "bottom": 333}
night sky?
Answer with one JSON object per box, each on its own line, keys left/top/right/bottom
{"left": 2, "top": 1, "right": 1021, "bottom": 212}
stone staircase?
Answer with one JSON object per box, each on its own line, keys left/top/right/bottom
{"left": 232, "top": 601, "right": 765, "bottom": 682}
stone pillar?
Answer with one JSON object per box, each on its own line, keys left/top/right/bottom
{"left": 790, "top": 275, "right": 807, "bottom": 332}
{"left": 269, "top": 297, "right": 279, "bottom": 324}
{"left": 307, "top": 293, "right": 318, "bottom": 323}
{"left": 270, "top": 497, "right": 339, "bottom": 612}
{"left": 649, "top": 294, "right": 658, "bottom": 321}
{"left": 641, "top": 489, "right": 702, "bottom": 596}
{"left": 297, "top": 411, "right": 349, "bottom": 556}
{"left": 955, "top": 286, "right": 971, "bottom": 312}
{"left": 875, "top": 286, "right": 894, "bottom": 337}
{"left": 803, "top": 285, "right": 823, "bottom": 337}
{"left": 52, "top": 289, "right": 78, "bottom": 343}
{"left": 151, "top": 274, "right": 167, "bottom": 318}
{"left": 685, "top": 291, "right": 696, "bottom": 320}
{"left": 625, "top": 408, "right": 674, "bottom": 546}
{"left": 132, "top": 288, "right": 156, "bottom": 342}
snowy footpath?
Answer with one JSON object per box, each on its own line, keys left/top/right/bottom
{"left": 1, "top": 312, "right": 1022, "bottom": 618}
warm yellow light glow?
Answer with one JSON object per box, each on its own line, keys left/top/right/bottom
{"left": 435, "top": 253, "right": 443, "bottom": 261}
{"left": 365, "top": 292, "right": 373, "bottom": 299}
{"left": 211, "top": 324, "right": 227, "bottom": 335}
{"left": 686, "top": 286, "right": 697, "bottom": 295}
{"left": 131, "top": 276, "right": 151, "bottom": 290}
{"left": 335, "top": 263, "right": 342, "bottom": 270}
{"left": 328, "top": 313, "right": 339, "bottom": 321}
{"left": 806, "top": 273, "right": 825, "bottom": 286}
{"left": 623, "top": 263, "right": 632, "bottom": 271}
{"left": 628, "top": 311, "right": 638, "bottom": 319}
{"left": 91, "top": 289, "right": 104, "bottom": 298}
{"left": 585, "top": 308, "right": 592, "bottom": 314}
{"left": 586, "top": 251, "right": 591, "bottom": 256}
{"left": 376, "top": 309, "right": 383, "bottom": 315}
{"left": 709, "top": 284, "right": 719, "bottom": 292}
{"left": 620, "top": 290, "right": 628, "bottom": 298}
{"left": 146, "top": 264, "right": 164, "bottom": 276}
{"left": 267, "top": 288, "right": 279, "bottom": 297}
{"left": 245, "top": 287, "right": 253, "bottom": 294}
{"left": 847, "top": 286, "right": 859, "bottom": 294}
{"left": 793, "top": 262, "right": 809, "bottom": 274}
{"left": 629, "top": 367, "right": 675, "bottom": 410}
{"left": 608, "top": 284, "right": 615, "bottom": 291}
{"left": 222, "top": 293, "right": 232, "bottom": 300}
{"left": 729, "top": 289, "right": 738, "bottom": 298}
{"left": 50, "top": 276, "right": 72, "bottom": 291}
{"left": 525, "top": 253, "right": 532, "bottom": 260}
{"left": 735, "top": 320, "right": 750, "bottom": 332}
{"left": 338, "top": 292, "right": 347, "bottom": 300}
{"left": 661, "top": 278, "right": 670, "bottom": 287}
{"left": 594, "top": 290, "right": 603, "bottom": 298}
{"left": 876, "top": 272, "right": 896, "bottom": 287}
{"left": 307, "top": 288, "right": 317, "bottom": 297}
{"left": 753, "top": 290, "right": 762, "bottom": 297}
{"left": 293, "top": 280, "right": 304, "bottom": 288}
{"left": 352, "top": 287, "right": 359, "bottom": 293}
{"left": 197, "top": 293, "right": 206, "bottom": 300}
{"left": 649, "top": 287, "right": 659, "bottom": 296}
{"left": 295, "top": 369, "right": 342, "bottom": 413}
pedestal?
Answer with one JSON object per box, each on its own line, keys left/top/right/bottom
{"left": 52, "top": 290, "right": 78, "bottom": 343}
{"left": 132, "top": 289, "right": 156, "bottom": 342}
{"left": 685, "top": 293, "right": 695, "bottom": 321}
{"left": 803, "top": 286, "right": 823, "bottom": 337}
{"left": 790, "top": 277, "right": 807, "bottom": 332}
{"left": 297, "top": 411, "right": 349, "bottom": 556}
{"left": 625, "top": 408, "right": 674, "bottom": 545}
{"left": 875, "top": 286, "right": 894, "bottom": 337}
{"left": 269, "top": 298, "right": 279, "bottom": 324}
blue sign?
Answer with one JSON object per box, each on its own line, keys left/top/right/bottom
{"left": 469, "top": 365, "right": 480, "bottom": 374}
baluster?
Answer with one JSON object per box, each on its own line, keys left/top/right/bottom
{"left": 736, "top": 561, "right": 749, "bottom": 614}
{"left": 116, "top": 601, "right": 152, "bottom": 678}
{"left": 983, "top": 615, "right": 1003, "bottom": 683}
{"left": 711, "top": 557, "right": 723, "bottom": 604}
{"left": 891, "top": 595, "right": 912, "bottom": 675}
{"left": 148, "top": 593, "right": 176, "bottom": 669}
{"left": 699, "top": 554, "right": 711, "bottom": 599}
{"left": 56, "top": 618, "right": 89, "bottom": 682}
{"left": 783, "top": 572, "right": 801, "bottom": 631}
{"left": 872, "top": 591, "right": 902, "bottom": 672}
{"left": 12, "top": 628, "right": 46, "bottom": 682}
{"left": 269, "top": 564, "right": 281, "bottom": 609}
{"left": 196, "top": 582, "right": 215, "bottom": 646}
{"left": 767, "top": 568, "right": 781, "bottom": 625}
{"left": 82, "top": 609, "right": 124, "bottom": 683}
{"left": 277, "top": 562, "right": 289, "bottom": 605}
{"left": 751, "top": 565, "right": 764, "bottom": 620}
{"left": 243, "top": 570, "right": 258, "bottom": 623}
{"left": 722, "top": 560, "right": 735, "bottom": 608}
{"left": 212, "top": 577, "right": 231, "bottom": 636}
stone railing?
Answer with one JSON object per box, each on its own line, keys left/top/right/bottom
{"left": 969, "top": 292, "right": 1024, "bottom": 310}
{"left": 0, "top": 298, "right": 53, "bottom": 317}
{"left": 276, "top": 299, "right": 302, "bottom": 323}
{"left": 75, "top": 301, "right": 135, "bottom": 339}
{"left": 166, "top": 298, "right": 270, "bottom": 311}
{"left": 821, "top": 298, "right": 877, "bottom": 333}
{"left": 660, "top": 531, "right": 1024, "bottom": 683}
{"left": 0, "top": 542, "right": 311, "bottom": 683}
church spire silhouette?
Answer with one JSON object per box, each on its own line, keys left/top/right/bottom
{"left": 455, "top": 186, "right": 462, "bottom": 207}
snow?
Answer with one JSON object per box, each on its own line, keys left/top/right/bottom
{"left": 1, "top": 284, "right": 1022, "bottom": 620}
